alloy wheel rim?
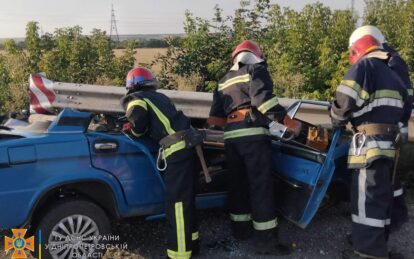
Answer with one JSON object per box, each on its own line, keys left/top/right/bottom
{"left": 47, "top": 214, "right": 100, "bottom": 259}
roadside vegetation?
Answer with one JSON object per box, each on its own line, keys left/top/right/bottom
{"left": 0, "top": 0, "right": 414, "bottom": 113}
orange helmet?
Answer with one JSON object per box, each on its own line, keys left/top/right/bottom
{"left": 231, "top": 40, "right": 263, "bottom": 60}
{"left": 348, "top": 27, "right": 382, "bottom": 65}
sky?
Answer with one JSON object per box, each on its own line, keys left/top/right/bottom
{"left": 0, "top": 0, "right": 365, "bottom": 38}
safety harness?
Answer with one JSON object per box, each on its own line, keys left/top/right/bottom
{"left": 351, "top": 123, "right": 398, "bottom": 156}
{"left": 157, "top": 128, "right": 212, "bottom": 183}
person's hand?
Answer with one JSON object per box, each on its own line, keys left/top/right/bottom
{"left": 122, "top": 122, "right": 132, "bottom": 133}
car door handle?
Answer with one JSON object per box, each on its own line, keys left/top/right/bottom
{"left": 94, "top": 142, "right": 118, "bottom": 150}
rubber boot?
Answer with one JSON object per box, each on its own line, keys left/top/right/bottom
{"left": 231, "top": 221, "right": 253, "bottom": 240}
{"left": 254, "top": 228, "right": 292, "bottom": 256}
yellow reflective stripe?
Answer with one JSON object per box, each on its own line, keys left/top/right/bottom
{"left": 253, "top": 218, "right": 278, "bottom": 231}
{"left": 131, "top": 128, "right": 145, "bottom": 137}
{"left": 230, "top": 213, "right": 251, "bottom": 222}
{"left": 192, "top": 232, "right": 199, "bottom": 241}
{"left": 167, "top": 249, "right": 192, "bottom": 259}
{"left": 143, "top": 98, "right": 176, "bottom": 135}
{"left": 223, "top": 127, "right": 269, "bottom": 140}
{"left": 127, "top": 99, "right": 147, "bottom": 111}
{"left": 164, "top": 140, "right": 186, "bottom": 158}
{"left": 408, "top": 88, "right": 413, "bottom": 96}
{"left": 175, "top": 202, "right": 186, "bottom": 252}
{"left": 348, "top": 148, "right": 396, "bottom": 164}
{"left": 370, "top": 90, "right": 403, "bottom": 101}
{"left": 218, "top": 74, "right": 250, "bottom": 91}
{"left": 258, "top": 96, "right": 279, "bottom": 114}
{"left": 341, "top": 80, "right": 369, "bottom": 100}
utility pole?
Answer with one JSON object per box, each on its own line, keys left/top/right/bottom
{"left": 351, "top": 0, "right": 355, "bottom": 14}
{"left": 109, "top": 4, "right": 120, "bottom": 42}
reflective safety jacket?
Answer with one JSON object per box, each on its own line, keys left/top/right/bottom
{"left": 121, "top": 89, "right": 191, "bottom": 159}
{"left": 330, "top": 50, "right": 411, "bottom": 169}
{"left": 209, "top": 62, "right": 286, "bottom": 143}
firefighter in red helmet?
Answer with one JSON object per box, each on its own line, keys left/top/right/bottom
{"left": 330, "top": 27, "right": 411, "bottom": 259}
{"left": 121, "top": 67, "right": 200, "bottom": 259}
{"left": 208, "top": 40, "right": 292, "bottom": 255}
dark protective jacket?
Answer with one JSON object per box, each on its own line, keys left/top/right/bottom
{"left": 209, "top": 62, "right": 286, "bottom": 143}
{"left": 383, "top": 44, "right": 413, "bottom": 133}
{"left": 330, "top": 50, "right": 411, "bottom": 168}
{"left": 121, "top": 89, "right": 191, "bottom": 158}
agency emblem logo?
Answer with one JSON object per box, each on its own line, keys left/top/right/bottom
{"left": 4, "top": 229, "right": 35, "bottom": 259}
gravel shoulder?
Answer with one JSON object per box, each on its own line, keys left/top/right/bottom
{"left": 1, "top": 200, "right": 414, "bottom": 259}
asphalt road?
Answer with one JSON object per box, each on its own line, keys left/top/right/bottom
{"left": 1, "top": 199, "right": 414, "bottom": 259}
{"left": 103, "top": 201, "right": 414, "bottom": 259}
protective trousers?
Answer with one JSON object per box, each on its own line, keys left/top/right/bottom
{"left": 391, "top": 174, "right": 408, "bottom": 232}
{"left": 226, "top": 140, "right": 278, "bottom": 231}
{"left": 164, "top": 148, "right": 198, "bottom": 259}
{"left": 351, "top": 159, "right": 393, "bottom": 258}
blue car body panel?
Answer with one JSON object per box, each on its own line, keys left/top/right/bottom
{"left": 0, "top": 108, "right": 349, "bottom": 229}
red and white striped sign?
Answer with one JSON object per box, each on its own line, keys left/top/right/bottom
{"left": 29, "top": 74, "right": 56, "bottom": 114}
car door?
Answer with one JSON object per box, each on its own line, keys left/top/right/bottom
{"left": 272, "top": 129, "right": 342, "bottom": 228}
{"left": 87, "top": 132, "right": 165, "bottom": 210}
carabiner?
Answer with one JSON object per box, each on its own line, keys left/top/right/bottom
{"left": 352, "top": 132, "right": 366, "bottom": 156}
{"left": 156, "top": 147, "right": 167, "bottom": 171}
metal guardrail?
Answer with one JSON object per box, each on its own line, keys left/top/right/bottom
{"left": 52, "top": 82, "right": 213, "bottom": 119}
{"left": 30, "top": 75, "right": 414, "bottom": 140}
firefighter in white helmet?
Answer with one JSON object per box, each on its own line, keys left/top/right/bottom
{"left": 331, "top": 26, "right": 411, "bottom": 259}
{"left": 351, "top": 25, "right": 412, "bottom": 234}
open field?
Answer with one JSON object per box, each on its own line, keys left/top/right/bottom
{"left": 114, "top": 48, "right": 167, "bottom": 74}
{"left": 0, "top": 48, "right": 166, "bottom": 73}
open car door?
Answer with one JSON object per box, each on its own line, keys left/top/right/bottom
{"left": 272, "top": 100, "right": 343, "bottom": 228}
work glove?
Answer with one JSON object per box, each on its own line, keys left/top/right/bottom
{"left": 122, "top": 122, "right": 133, "bottom": 134}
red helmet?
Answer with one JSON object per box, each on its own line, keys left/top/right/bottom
{"left": 349, "top": 34, "right": 381, "bottom": 65}
{"left": 231, "top": 40, "right": 263, "bottom": 60}
{"left": 126, "top": 67, "right": 158, "bottom": 91}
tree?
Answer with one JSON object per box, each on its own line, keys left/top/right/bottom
{"left": 154, "top": 1, "right": 357, "bottom": 100}
{"left": 364, "top": 0, "right": 414, "bottom": 82}
{"left": 154, "top": 7, "right": 234, "bottom": 91}
{"left": 113, "top": 40, "right": 137, "bottom": 85}
{"left": 1, "top": 39, "right": 30, "bottom": 112}
{"left": 26, "top": 21, "right": 41, "bottom": 73}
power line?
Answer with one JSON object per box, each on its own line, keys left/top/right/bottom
{"left": 109, "top": 4, "right": 119, "bottom": 42}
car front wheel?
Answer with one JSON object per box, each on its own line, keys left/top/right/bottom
{"left": 35, "top": 200, "right": 111, "bottom": 259}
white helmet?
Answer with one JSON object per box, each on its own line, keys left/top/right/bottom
{"left": 349, "top": 25, "right": 386, "bottom": 47}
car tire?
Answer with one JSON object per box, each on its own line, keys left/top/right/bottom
{"left": 34, "top": 199, "right": 111, "bottom": 259}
